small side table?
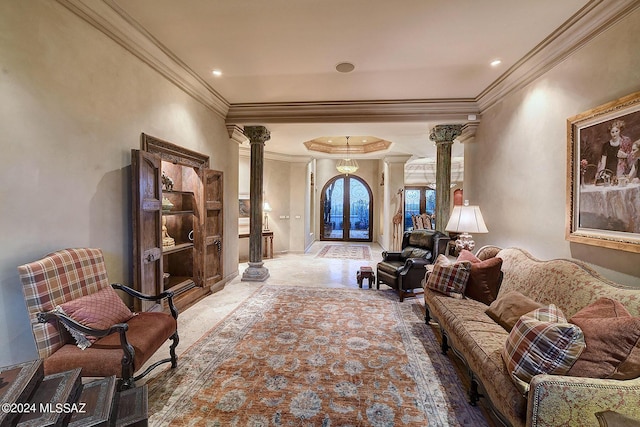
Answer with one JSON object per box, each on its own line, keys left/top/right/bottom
{"left": 357, "top": 266, "right": 375, "bottom": 288}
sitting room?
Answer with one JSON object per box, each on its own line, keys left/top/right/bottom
{"left": 1, "top": 1, "right": 640, "bottom": 426}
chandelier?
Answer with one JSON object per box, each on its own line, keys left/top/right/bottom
{"left": 336, "top": 136, "right": 359, "bottom": 175}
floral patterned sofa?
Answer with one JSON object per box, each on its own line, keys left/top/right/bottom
{"left": 423, "top": 246, "right": 640, "bottom": 427}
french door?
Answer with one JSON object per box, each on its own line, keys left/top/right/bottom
{"left": 320, "top": 175, "right": 373, "bottom": 241}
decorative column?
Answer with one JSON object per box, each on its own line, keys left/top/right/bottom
{"left": 429, "top": 125, "right": 462, "bottom": 232}
{"left": 241, "top": 126, "right": 270, "bottom": 282}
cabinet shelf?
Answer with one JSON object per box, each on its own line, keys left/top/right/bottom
{"left": 133, "top": 135, "right": 223, "bottom": 314}
{"left": 166, "top": 277, "right": 195, "bottom": 294}
{"left": 162, "top": 210, "right": 194, "bottom": 215}
{"left": 163, "top": 189, "right": 194, "bottom": 196}
{"left": 162, "top": 242, "right": 193, "bottom": 255}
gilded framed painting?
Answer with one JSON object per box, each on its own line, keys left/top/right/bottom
{"left": 566, "top": 90, "right": 640, "bottom": 253}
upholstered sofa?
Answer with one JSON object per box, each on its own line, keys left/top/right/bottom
{"left": 377, "top": 230, "right": 450, "bottom": 301}
{"left": 423, "top": 246, "right": 640, "bottom": 427}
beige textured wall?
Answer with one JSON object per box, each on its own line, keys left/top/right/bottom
{"left": 0, "top": 1, "right": 239, "bottom": 365}
{"left": 466, "top": 8, "right": 640, "bottom": 286}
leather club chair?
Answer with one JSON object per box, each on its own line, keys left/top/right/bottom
{"left": 377, "top": 230, "right": 450, "bottom": 301}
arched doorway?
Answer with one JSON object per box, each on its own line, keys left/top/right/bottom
{"left": 320, "top": 175, "right": 373, "bottom": 241}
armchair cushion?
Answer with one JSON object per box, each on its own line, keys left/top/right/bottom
{"left": 44, "top": 312, "right": 177, "bottom": 377}
{"left": 377, "top": 260, "right": 405, "bottom": 276}
{"left": 401, "top": 247, "right": 431, "bottom": 260}
{"left": 58, "top": 286, "right": 135, "bottom": 349}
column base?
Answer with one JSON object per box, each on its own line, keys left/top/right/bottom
{"left": 241, "top": 262, "right": 270, "bottom": 282}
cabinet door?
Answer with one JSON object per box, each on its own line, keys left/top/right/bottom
{"left": 203, "top": 169, "right": 223, "bottom": 287}
{"left": 131, "top": 149, "right": 163, "bottom": 312}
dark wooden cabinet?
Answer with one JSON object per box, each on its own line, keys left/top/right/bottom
{"left": 131, "top": 134, "right": 223, "bottom": 313}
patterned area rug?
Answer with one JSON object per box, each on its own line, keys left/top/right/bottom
{"left": 316, "top": 244, "right": 372, "bottom": 260}
{"left": 146, "top": 286, "right": 488, "bottom": 426}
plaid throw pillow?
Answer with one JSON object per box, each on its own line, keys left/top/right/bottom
{"left": 502, "top": 305, "right": 585, "bottom": 394}
{"left": 425, "top": 255, "right": 472, "bottom": 297}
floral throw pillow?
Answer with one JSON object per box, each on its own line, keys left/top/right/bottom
{"left": 425, "top": 255, "right": 472, "bottom": 297}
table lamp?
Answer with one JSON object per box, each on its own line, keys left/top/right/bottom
{"left": 263, "top": 202, "right": 272, "bottom": 231}
{"left": 445, "top": 200, "right": 488, "bottom": 254}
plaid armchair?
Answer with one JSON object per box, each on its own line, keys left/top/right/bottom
{"left": 17, "top": 248, "right": 179, "bottom": 389}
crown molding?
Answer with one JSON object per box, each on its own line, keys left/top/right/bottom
{"left": 226, "top": 125, "right": 248, "bottom": 145}
{"left": 239, "top": 146, "right": 312, "bottom": 163}
{"left": 56, "top": 0, "right": 229, "bottom": 118}
{"left": 56, "top": 0, "right": 639, "bottom": 125}
{"left": 477, "top": 0, "right": 640, "bottom": 112}
{"left": 225, "top": 99, "right": 480, "bottom": 124}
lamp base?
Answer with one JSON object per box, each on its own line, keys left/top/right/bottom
{"left": 453, "top": 232, "right": 475, "bottom": 255}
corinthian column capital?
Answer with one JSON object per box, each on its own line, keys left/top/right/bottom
{"left": 429, "top": 124, "right": 463, "bottom": 144}
{"left": 244, "top": 126, "right": 271, "bottom": 144}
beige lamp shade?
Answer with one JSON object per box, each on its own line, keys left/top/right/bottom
{"left": 445, "top": 201, "right": 488, "bottom": 234}
{"left": 445, "top": 200, "right": 487, "bottom": 254}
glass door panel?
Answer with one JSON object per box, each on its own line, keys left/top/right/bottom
{"left": 404, "top": 189, "right": 421, "bottom": 230}
{"left": 321, "top": 176, "right": 372, "bottom": 241}
{"left": 322, "top": 178, "right": 344, "bottom": 239}
{"left": 348, "top": 179, "right": 370, "bottom": 240}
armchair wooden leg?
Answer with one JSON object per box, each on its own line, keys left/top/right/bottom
{"left": 169, "top": 332, "right": 179, "bottom": 368}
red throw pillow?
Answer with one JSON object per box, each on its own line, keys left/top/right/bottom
{"left": 567, "top": 298, "right": 640, "bottom": 379}
{"left": 58, "top": 287, "right": 134, "bottom": 349}
{"left": 456, "top": 250, "right": 503, "bottom": 305}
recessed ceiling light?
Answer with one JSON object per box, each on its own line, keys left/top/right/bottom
{"left": 212, "top": 69, "right": 222, "bottom": 76}
{"left": 336, "top": 62, "right": 355, "bottom": 73}
{"left": 490, "top": 59, "right": 501, "bottom": 67}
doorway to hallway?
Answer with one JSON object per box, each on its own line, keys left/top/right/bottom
{"left": 320, "top": 175, "right": 373, "bottom": 242}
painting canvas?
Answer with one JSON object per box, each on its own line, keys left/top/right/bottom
{"left": 239, "top": 198, "right": 250, "bottom": 218}
{"left": 566, "top": 91, "right": 640, "bottom": 253}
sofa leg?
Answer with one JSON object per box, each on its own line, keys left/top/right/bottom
{"left": 441, "top": 332, "right": 449, "bottom": 354}
{"left": 469, "top": 378, "right": 482, "bottom": 406}
{"left": 425, "top": 307, "right": 431, "bottom": 324}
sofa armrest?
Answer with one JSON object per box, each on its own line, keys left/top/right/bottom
{"left": 527, "top": 374, "right": 640, "bottom": 427}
